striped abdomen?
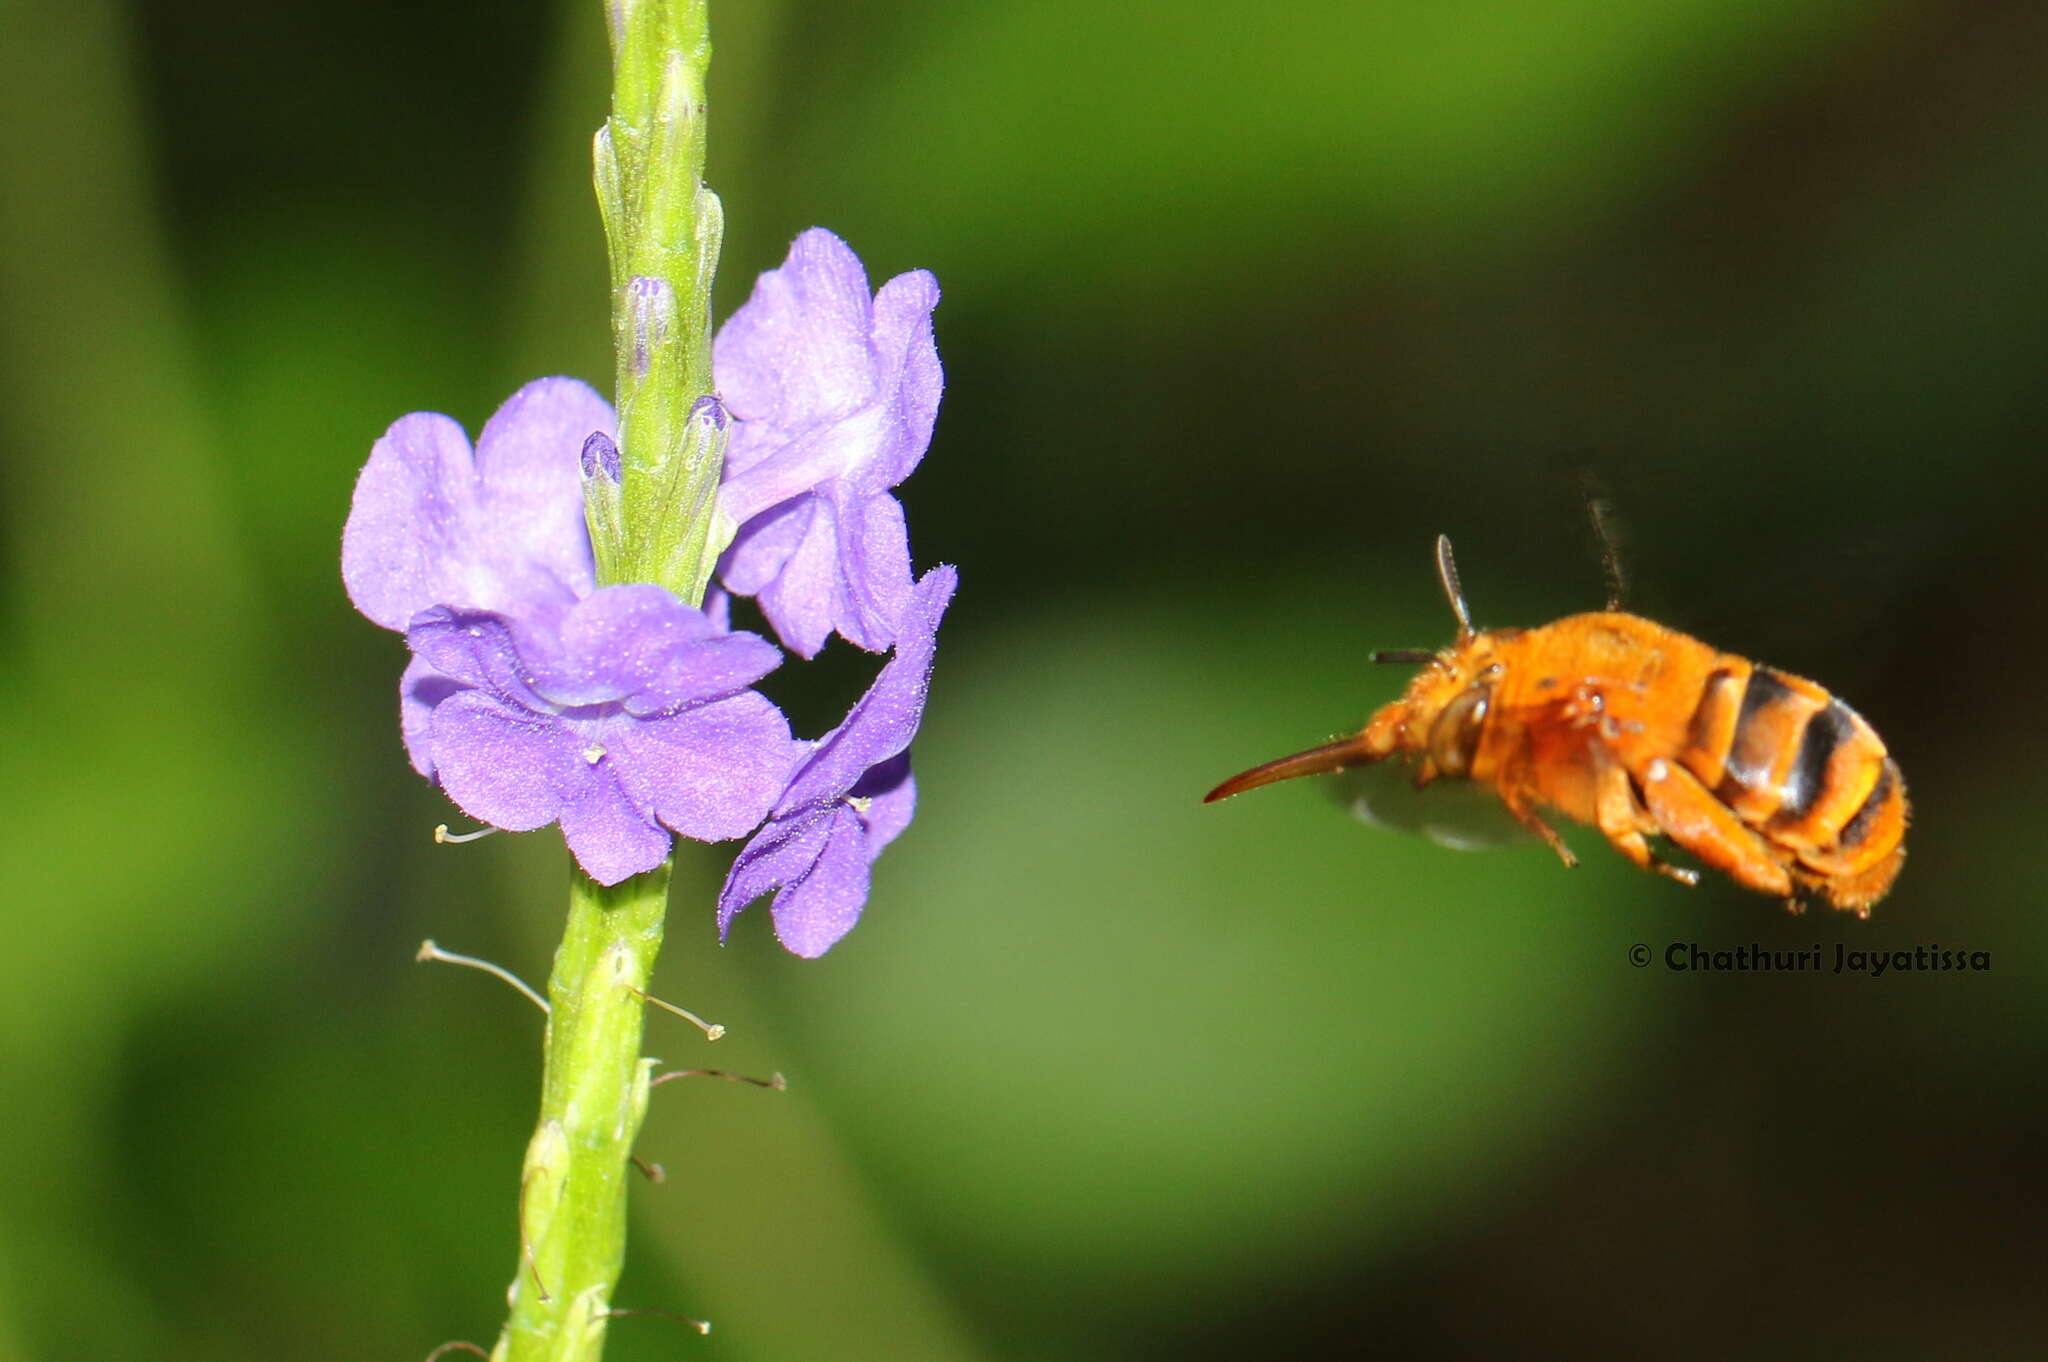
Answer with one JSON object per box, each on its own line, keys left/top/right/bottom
{"left": 1679, "top": 662, "right": 1907, "bottom": 909}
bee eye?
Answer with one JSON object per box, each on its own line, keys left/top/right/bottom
{"left": 1428, "top": 684, "right": 1492, "bottom": 779}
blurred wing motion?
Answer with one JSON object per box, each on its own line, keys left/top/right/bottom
{"left": 1331, "top": 760, "right": 1529, "bottom": 852}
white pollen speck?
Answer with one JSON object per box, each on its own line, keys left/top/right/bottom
{"left": 1647, "top": 758, "right": 1669, "bottom": 782}
{"left": 467, "top": 627, "right": 483, "bottom": 638}
{"left": 583, "top": 745, "right": 607, "bottom": 765}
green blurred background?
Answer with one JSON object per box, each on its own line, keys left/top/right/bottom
{"left": 3, "top": 1, "right": 2044, "bottom": 1357}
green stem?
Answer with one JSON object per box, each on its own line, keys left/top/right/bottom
{"left": 494, "top": 10, "right": 726, "bottom": 1355}
{"left": 494, "top": 864, "right": 670, "bottom": 1362}
{"left": 589, "top": 0, "right": 727, "bottom": 602}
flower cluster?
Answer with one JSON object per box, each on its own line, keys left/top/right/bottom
{"left": 343, "top": 230, "right": 953, "bottom": 956}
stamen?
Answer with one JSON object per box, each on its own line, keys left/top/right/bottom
{"left": 630, "top": 1156, "right": 667, "bottom": 1183}
{"left": 602, "top": 1307, "right": 712, "bottom": 1336}
{"left": 628, "top": 987, "right": 725, "bottom": 1040}
{"left": 416, "top": 940, "right": 550, "bottom": 1014}
{"left": 434, "top": 823, "right": 499, "bottom": 844}
{"left": 651, "top": 1068, "right": 787, "bottom": 1091}
{"left": 422, "top": 1345, "right": 490, "bottom": 1362}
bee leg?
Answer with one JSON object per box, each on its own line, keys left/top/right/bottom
{"left": 1591, "top": 748, "right": 1699, "bottom": 887}
{"left": 1503, "top": 796, "right": 1577, "bottom": 869}
{"left": 1634, "top": 757, "right": 1794, "bottom": 899}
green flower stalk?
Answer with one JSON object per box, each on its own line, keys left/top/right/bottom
{"left": 592, "top": 0, "right": 726, "bottom": 601}
{"left": 497, "top": 4, "right": 720, "bottom": 1358}
{"left": 494, "top": 867, "right": 668, "bottom": 1362}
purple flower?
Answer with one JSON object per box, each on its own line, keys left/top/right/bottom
{"left": 344, "top": 378, "right": 800, "bottom": 885}
{"left": 713, "top": 229, "right": 942, "bottom": 659}
{"left": 408, "top": 587, "right": 798, "bottom": 886}
{"left": 343, "top": 233, "right": 957, "bottom": 944}
{"left": 718, "top": 565, "right": 956, "bottom": 956}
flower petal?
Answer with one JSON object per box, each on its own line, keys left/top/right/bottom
{"left": 849, "top": 753, "right": 917, "bottom": 853}
{"left": 628, "top": 632, "right": 784, "bottom": 716}
{"left": 715, "top": 407, "right": 883, "bottom": 525}
{"left": 558, "top": 762, "right": 674, "bottom": 886}
{"left": 755, "top": 496, "right": 842, "bottom": 659}
{"left": 719, "top": 495, "right": 811, "bottom": 598}
{"left": 717, "top": 806, "right": 833, "bottom": 939}
{"left": 613, "top": 692, "right": 799, "bottom": 841}
{"left": 342, "top": 411, "right": 481, "bottom": 630}
{"left": 715, "top": 750, "right": 921, "bottom": 956}
{"left": 783, "top": 565, "right": 956, "bottom": 809}
{"left": 701, "top": 583, "right": 733, "bottom": 633}
{"left": 406, "top": 606, "right": 551, "bottom": 710}
{"left": 715, "top": 228, "right": 878, "bottom": 454}
{"left": 525, "top": 585, "right": 712, "bottom": 708}
{"left": 864, "top": 268, "right": 943, "bottom": 489}
{"left": 401, "top": 654, "right": 469, "bottom": 779}
{"left": 429, "top": 690, "right": 577, "bottom": 832}
{"left": 471, "top": 377, "right": 610, "bottom": 605}
{"left": 343, "top": 381, "right": 605, "bottom": 633}
{"left": 831, "top": 489, "right": 914, "bottom": 653}
{"left": 769, "top": 804, "right": 877, "bottom": 958}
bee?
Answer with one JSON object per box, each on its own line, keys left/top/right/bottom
{"left": 1204, "top": 536, "right": 1907, "bottom": 916}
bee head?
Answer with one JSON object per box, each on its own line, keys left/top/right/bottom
{"left": 1360, "top": 538, "right": 1520, "bottom": 779}
{"left": 1203, "top": 536, "right": 1508, "bottom": 803}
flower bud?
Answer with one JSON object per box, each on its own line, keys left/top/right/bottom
{"left": 626, "top": 275, "right": 676, "bottom": 380}
{"left": 581, "top": 431, "right": 626, "bottom": 578}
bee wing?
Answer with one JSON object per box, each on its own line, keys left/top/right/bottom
{"left": 1620, "top": 518, "right": 1917, "bottom": 702}
{"left": 1331, "top": 761, "right": 1529, "bottom": 851}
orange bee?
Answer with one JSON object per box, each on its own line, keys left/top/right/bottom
{"left": 1205, "top": 536, "right": 1907, "bottom": 916}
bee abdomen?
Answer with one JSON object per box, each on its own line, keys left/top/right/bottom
{"left": 1680, "top": 663, "right": 1906, "bottom": 885}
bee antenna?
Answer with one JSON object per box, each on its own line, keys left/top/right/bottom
{"left": 1589, "top": 498, "right": 1627, "bottom": 609}
{"left": 1370, "top": 649, "right": 1436, "bottom": 665}
{"left": 1434, "top": 534, "right": 1474, "bottom": 642}
{"left": 1576, "top": 468, "right": 1628, "bottom": 609}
